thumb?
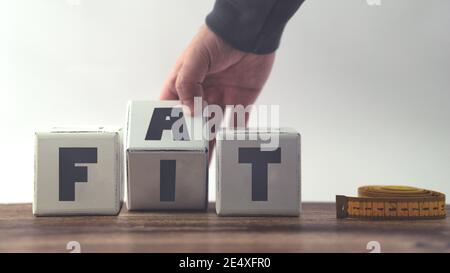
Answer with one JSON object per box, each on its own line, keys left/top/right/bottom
{"left": 175, "top": 47, "right": 209, "bottom": 115}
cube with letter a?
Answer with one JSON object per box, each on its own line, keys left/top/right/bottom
{"left": 33, "top": 127, "right": 123, "bottom": 216}
{"left": 216, "top": 128, "right": 301, "bottom": 216}
{"left": 125, "top": 101, "right": 208, "bottom": 210}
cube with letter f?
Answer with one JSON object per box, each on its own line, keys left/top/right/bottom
{"left": 33, "top": 127, "right": 123, "bottom": 216}
{"left": 125, "top": 101, "right": 208, "bottom": 210}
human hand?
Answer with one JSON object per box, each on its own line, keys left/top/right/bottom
{"left": 160, "top": 25, "right": 275, "bottom": 157}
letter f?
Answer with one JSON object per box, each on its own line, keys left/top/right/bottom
{"left": 59, "top": 148, "right": 97, "bottom": 201}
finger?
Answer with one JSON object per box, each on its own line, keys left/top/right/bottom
{"left": 160, "top": 75, "right": 179, "bottom": 100}
{"left": 203, "top": 89, "right": 225, "bottom": 164}
{"left": 175, "top": 47, "right": 209, "bottom": 115}
{"left": 206, "top": 103, "right": 225, "bottom": 164}
{"left": 160, "top": 56, "right": 184, "bottom": 100}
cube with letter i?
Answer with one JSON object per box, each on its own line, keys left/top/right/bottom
{"left": 216, "top": 128, "right": 301, "bottom": 216}
{"left": 126, "top": 101, "right": 208, "bottom": 210}
{"left": 33, "top": 127, "right": 123, "bottom": 216}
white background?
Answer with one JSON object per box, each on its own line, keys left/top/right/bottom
{"left": 1, "top": 0, "right": 449, "bottom": 203}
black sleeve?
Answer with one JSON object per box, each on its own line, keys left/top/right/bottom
{"left": 206, "top": 0, "right": 305, "bottom": 54}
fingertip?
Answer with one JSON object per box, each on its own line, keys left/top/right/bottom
{"left": 160, "top": 88, "right": 179, "bottom": 100}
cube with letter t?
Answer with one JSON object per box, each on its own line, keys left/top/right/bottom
{"left": 33, "top": 127, "right": 123, "bottom": 216}
{"left": 216, "top": 128, "right": 301, "bottom": 216}
{"left": 126, "top": 101, "right": 208, "bottom": 210}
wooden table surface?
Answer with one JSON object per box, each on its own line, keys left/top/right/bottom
{"left": 0, "top": 203, "right": 449, "bottom": 253}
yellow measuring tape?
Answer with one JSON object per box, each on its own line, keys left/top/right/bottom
{"left": 336, "top": 186, "right": 446, "bottom": 220}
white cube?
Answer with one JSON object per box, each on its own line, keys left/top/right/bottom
{"left": 126, "top": 101, "right": 208, "bottom": 210}
{"left": 216, "top": 128, "right": 301, "bottom": 216}
{"left": 33, "top": 127, "right": 123, "bottom": 216}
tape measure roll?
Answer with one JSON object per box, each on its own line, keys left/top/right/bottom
{"left": 336, "top": 186, "right": 446, "bottom": 220}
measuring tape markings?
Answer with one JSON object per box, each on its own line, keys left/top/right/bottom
{"left": 336, "top": 186, "right": 446, "bottom": 220}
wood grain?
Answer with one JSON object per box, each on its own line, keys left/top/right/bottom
{"left": 0, "top": 203, "right": 449, "bottom": 253}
